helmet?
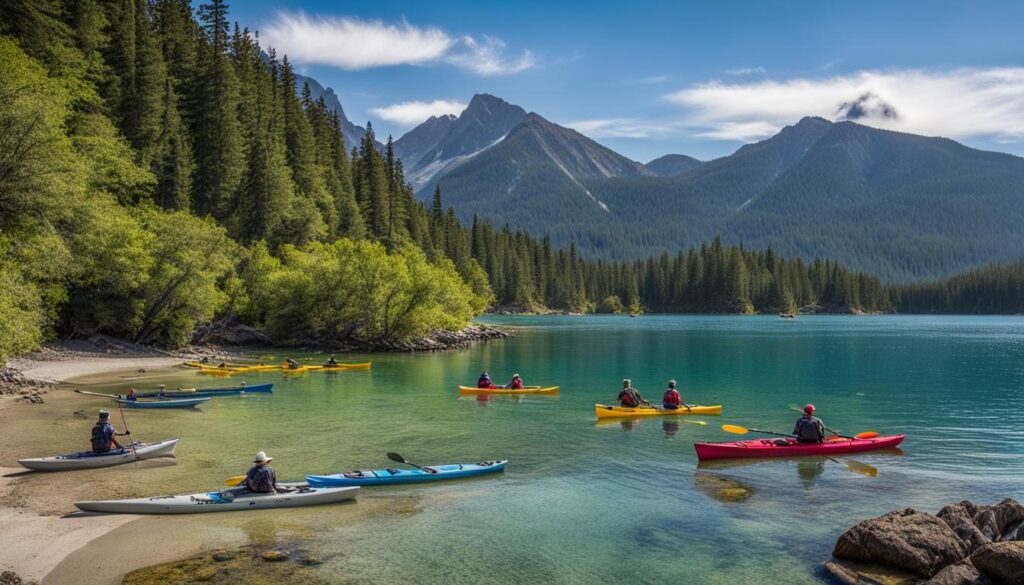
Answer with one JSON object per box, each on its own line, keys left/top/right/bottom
{"left": 481, "top": 372, "right": 489, "bottom": 377}
{"left": 622, "top": 379, "right": 631, "bottom": 387}
{"left": 512, "top": 374, "right": 520, "bottom": 379}
{"left": 98, "top": 409, "right": 110, "bottom": 420}
{"left": 668, "top": 380, "right": 677, "bottom": 388}
{"left": 803, "top": 404, "right": 815, "bottom": 414}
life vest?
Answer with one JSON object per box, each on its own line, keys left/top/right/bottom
{"left": 663, "top": 388, "right": 681, "bottom": 406}
{"left": 618, "top": 388, "right": 639, "bottom": 407}
{"left": 91, "top": 423, "right": 112, "bottom": 451}
{"left": 477, "top": 377, "right": 492, "bottom": 388}
{"left": 795, "top": 416, "right": 825, "bottom": 443}
{"left": 510, "top": 379, "right": 523, "bottom": 389}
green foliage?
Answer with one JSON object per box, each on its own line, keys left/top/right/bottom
{"left": 596, "top": 295, "right": 624, "bottom": 314}
{"left": 0, "top": 261, "right": 44, "bottom": 365}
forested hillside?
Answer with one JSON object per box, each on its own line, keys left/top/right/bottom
{"left": 1, "top": 1, "right": 1015, "bottom": 368}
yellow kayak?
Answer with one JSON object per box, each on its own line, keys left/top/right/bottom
{"left": 594, "top": 403, "right": 722, "bottom": 419}
{"left": 459, "top": 385, "right": 559, "bottom": 396}
{"left": 315, "top": 362, "right": 372, "bottom": 370}
{"left": 184, "top": 362, "right": 258, "bottom": 373}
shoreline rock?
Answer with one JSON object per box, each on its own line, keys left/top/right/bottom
{"left": 824, "top": 498, "right": 1024, "bottom": 585}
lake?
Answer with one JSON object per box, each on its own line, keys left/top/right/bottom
{"left": 6, "top": 315, "right": 1024, "bottom": 584}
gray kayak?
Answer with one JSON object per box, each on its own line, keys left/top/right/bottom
{"left": 18, "top": 439, "right": 179, "bottom": 471}
{"left": 75, "top": 483, "right": 359, "bottom": 514}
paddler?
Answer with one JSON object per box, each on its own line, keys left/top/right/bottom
{"left": 241, "top": 451, "right": 293, "bottom": 494}
{"left": 477, "top": 372, "right": 495, "bottom": 388}
{"left": 285, "top": 358, "right": 301, "bottom": 370}
{"left": 90, "top": 410, "right": 129, "bottom": 453}
{"left": 157, "top": 384, "right": 167, "bottom": 398}
{"left": 124, "top": 388, "right": 138, "bottom": 402}
{"left": 617, "top": 379, "right": 648, "bottom": 407}
{"left": 325, "top": 354, "right": 338, "bottom": 366}
{"left": 661, "top": 380, "right": 691, "bottom": 410}
{"left": 504, "top": 374, "right": 523, "bottom": 389}
{"left": 793, "top": 404, "right": 826, "bottom": 443}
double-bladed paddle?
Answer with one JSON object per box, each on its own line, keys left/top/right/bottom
{"left": 720, "top": 424, "right": 879, "bottom": 476}
{"left": 785, "top": 404, "right": 879, "bottom": 440}
{"left": 388, "top": 452, "right": 438, "bottom": 474}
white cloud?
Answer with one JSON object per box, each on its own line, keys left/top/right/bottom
{"left": 663, "top": 68, "right": 1024, "bottom": 142}
{"left": 725, "top": 67, "right": 766, "bottom": 76}
{"left": 260, "top": 12, "right": 533, "bottom": 76}
{"left": 370, "top": 100, "right": 468, "bottom": 126}
{"left": 447, "top": 35, "right": 535, "bottom": 76}
{"left": 563, "top": 118, "right": 681, "bottom": 139}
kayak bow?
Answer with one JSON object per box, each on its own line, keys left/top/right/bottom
{"left": 459, "top": 386, "right": 559, "bottom": 396}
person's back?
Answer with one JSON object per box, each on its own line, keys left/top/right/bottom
{"left": 90, "top": 410, "right": 122, "bottom": 453}
{"left": 477, "top": 372, "right": 493, "bottom": 389}
{"left": 662, "top": 381, "right": 682, "bottom": 410}
{"left": 793, "top": 404, "right": 825, "bottom": 443}
{"left": 245, "top": 451, "right": 278, "bottom": 493}
{"left": 617, "top": 380, "right": 643, "bottom": 407}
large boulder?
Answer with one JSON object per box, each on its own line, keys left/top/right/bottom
{"left": 969, "top": 541, "right": 1024, "bottom": 585}
{"left": 924, "top": 561, "right": 989, "bottom": 585}
{"left": 938, "top": 499, "right": 1024, "bottom": 552}
{"left": 833, "top": 508, "right": 970, "bottom": 577}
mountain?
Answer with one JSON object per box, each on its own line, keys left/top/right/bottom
{"left": 421, "top": 112, "right": 654, "bottom": 228}
{"left": 433, "top": 116, "right": 1024, "bottom": 280}
{"left": 645, "top": 154, "right": 703, "bottom": 177}
{"left": 395, "top": 94, "right": 527, "bottom": 188}
{"left": 294, "top": 73, "right": 381, "bottom": 152}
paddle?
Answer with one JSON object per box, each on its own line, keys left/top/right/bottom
{"left": 116, "top": 400, "right": 139, "bottom": 461}
{"left": 225, "top": 475, "right": 245, "bottom": 487}
{"left": 75, "top": 390, "right": 122, "bottom": 400}
{"left": 722, "top": 425, "right": 880, "bottom": 476}
{"left": 722, "top": 424, "right": 795, "bottom": 438}
{"left": 387, "top": 452, "right": 437, "bottom": 474}
{"left": 786, "top": 404, "right": 880, "bottom": 440}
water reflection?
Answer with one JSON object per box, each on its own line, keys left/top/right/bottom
{"left": 662, "top": 420, "right": 679, "bottom": 439}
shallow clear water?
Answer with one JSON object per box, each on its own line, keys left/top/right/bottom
{"left": 6, "top": 315, "right": 1024, "bottom": 583}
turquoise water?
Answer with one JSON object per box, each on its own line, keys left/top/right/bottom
{"left": 7, "top": 315, "right": 1024, "bottom": 583}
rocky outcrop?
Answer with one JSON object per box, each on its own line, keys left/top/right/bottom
{"left": 970, "top": 542, "right": 1024, "bottom": 585}
{"left": 0, "top": 368, "right": 55, "bottom": 401}
{"left": 825, "top": 500, "right": 1024, "bottom": 585}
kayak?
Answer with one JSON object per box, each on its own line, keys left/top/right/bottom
{"left": 694, "top": 434, "right": 906, "bottom": 461}
{"left": 294, "top": 362, "right": 373, "bottom": 372}
{"left": 184, "top": 362, "right": 252, "bottom": 372}
{"left": 118, "top": 397, "right": 211, "bottom": 409}
{"left": 595, "top": 404, "right": 722, "bottom": 419}
{"left": 459, "top": 386, "right": 559, "bottom": 396}
{"left": 134, "top": 383, "right": 273, "bottom": 398}
{"left": 306, "top": 460, "right": 508, "bottom": 487}
{"left": 18, "top": 439, "right": 178, "bottom": 471}
{"left": 75, "top": 483, "right": 359, "bottom": 514}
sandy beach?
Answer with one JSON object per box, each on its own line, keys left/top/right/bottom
{"left": 0, "top": 340, "right": 224, "bottom": 583}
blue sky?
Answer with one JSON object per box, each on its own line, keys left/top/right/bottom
{"left": 224, "top": 0, "right": 1024, "bottom": 162}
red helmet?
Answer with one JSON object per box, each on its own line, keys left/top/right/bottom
{"left": 803, "top": 404, "right": 815, "bottom": 414}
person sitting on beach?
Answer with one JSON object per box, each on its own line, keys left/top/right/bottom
{"left": 124, "top": 388, "right": 138, "bottom": 402}
{"left": 617, "top": 379, "right": 648, "bottom": 408}
{"left": 90, "top": 410, "right": 129, "bottom": 453}
{"left": 243, "top": 451, "right": 291, "bottom": 493}
{"left": 285, "top": 358, "right": 301, "bottom": 370}
{"left": 504, "top": 374, "right": 523, "bottom": 389}
{"left": 325, "top": 355, "right": 338, "bottom": 366}
{"left": 793, "top": 404, "right": 826, "bottom": 443}
{"left": 477, "top": 372, "right": 495, "bottom": 388}
{"left": 661, "top": 380, "right": 691, "bottom": 410}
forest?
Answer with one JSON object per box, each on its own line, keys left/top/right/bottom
{"left": 0, "top": 1, "right": 1020, "bottom": 367}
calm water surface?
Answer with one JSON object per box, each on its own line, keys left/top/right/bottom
{"left": 6, "top": 315, "right": 1024, "bottom": 584}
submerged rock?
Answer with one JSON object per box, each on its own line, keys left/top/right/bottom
{"left": 124, "top": 545, "right": 329, "bottom": 584}
{"left": 261, "top": 550, "right": 288, "bottom": 562}
{"left": 692, "top": 472, "right": 755, "bottom": 503}
{"left": 821, "top": 558, "right": 921, "bottom": 585}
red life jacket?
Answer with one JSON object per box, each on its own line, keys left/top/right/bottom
{"left": 510, "top": 379, "right": 523, "bottom": 389}
{"left": 663, "top": 388, "right": 681, "bottom": 406}
{"left": 618, "top": 388, "right": 639, "bottom": 407}
{"left": 477, "top": 378, "right": 492, "bottom": 388}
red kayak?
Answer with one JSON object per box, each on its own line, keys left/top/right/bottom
{"left": 694, "top": 434, "right": 905, "bottom": 461}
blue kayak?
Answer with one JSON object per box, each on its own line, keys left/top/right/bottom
{"left": 306, "top": 460, "right": 508, "bottom": 486}
{"left": 117, "top": 397, "right": 211, "bottom": 409}
{"left": 134, "top": 383, "right": 273, "bottom": 398}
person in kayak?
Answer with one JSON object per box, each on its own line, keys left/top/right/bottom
{"left": 617, "top": 379, "right": 649, "bottom": 407}
{"left": 285, "top": 358, "right": 301, "bottom": 370}
{"left": 325, "top": 354, "right": 338, "bottom": 366}
{"left": 793, "top": 404, "right": 826, "bottom": 443}
{"left": 504, "top": 374, "right": 523, "bottom": 389}
{"left": 242, "top": 451, "right": 293, "bottom": 494}
{"left": 661, "top": 380, "right": 690, "bottom": 410}
{"left": 90, "top": 410, "right": 129, "bottom": 453}
{"left": 157, "top": 384, "right": 167, "bottom": 398}
{"left": 124, "top": 388, "right": 138, "bottom": 402}
{"left": 477, "top": 372, "right": 495, "bottom": 389}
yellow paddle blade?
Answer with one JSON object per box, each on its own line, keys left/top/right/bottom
{"left": 224, "top": 475, "right": 245, "bottom": 487}
{"left": 682, "top": 420, "right": 707, "bottom": 426}
{"left": 855, "top": 431, "right": 879, "bottom": 439}
{"left": 845, "top": 460, "right": 878, "bottom": 477}
{"left": 721, "top": 424, "right": 749, "bottom": 434}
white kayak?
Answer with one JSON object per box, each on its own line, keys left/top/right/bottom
{"left": 74, "top": 483, "right": 359, "bottom": 514}
{"left": 18, "top": 439, "right": 179, "bottom": 471}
